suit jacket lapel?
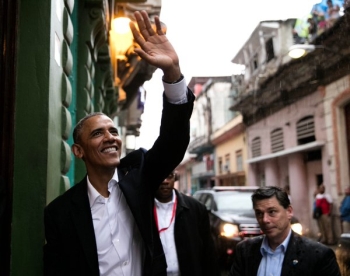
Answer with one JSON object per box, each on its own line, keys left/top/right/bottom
{"left": 248, "top": 241, "right": 263, "bottom": 275}
{"left": 71, "top": 179, "right": 99, "bottom": 274}
{"left": 175, "top": 191, "right": 187, "bottom": 217}
{"left": 118, "top": 150, "right": 154, "bottom": 254}
{"left": 281, "top": 231, "right": 301, "bottom": 276}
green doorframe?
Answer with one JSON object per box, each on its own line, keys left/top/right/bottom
{"left": 0, "top": 0, "right": 17, "bottom": 275}
{"left": 67, "top": 0, "right": 78, "bottom": 187}
{"left": 11, "top": 0, "right": 52, "bottom": 274}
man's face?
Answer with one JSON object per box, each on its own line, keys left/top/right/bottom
{"left": 155, "top": 173, "right": 175, "bottom": 203}
{"left": 72, "top": 115, "right": 122, "bottom": 172}
{"left": 254, "top": 195, "right": 293, "bottom": 248}
{"left": 319, "top": 185, "right": 325, "bottom": 194}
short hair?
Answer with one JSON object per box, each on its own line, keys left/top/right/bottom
{"left": 73, "top": 112, "right": 106, "bottom": 144}
{"left": 252, "top": 186, "right": 290, "bottom": 209}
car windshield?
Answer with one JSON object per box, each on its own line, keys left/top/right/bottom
{"left": 215, "top": 192, "right": 253, "bottom": 211}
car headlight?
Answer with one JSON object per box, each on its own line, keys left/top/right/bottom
{"left": 291, "top": 222, "right": 303, "bottom": 235}
{"left": 220, "top": 223, "right": 239, "bottom": 238}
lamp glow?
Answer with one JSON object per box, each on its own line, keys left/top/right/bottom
{"left": 112, "top": 17, "right": 131, "bottom": 34}
{"left": 288, "top": 44, "right": 316, "bottom": 59}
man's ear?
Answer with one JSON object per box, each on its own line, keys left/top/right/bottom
{"left": 287, "top": 205, "right": 294, "bottom": 220}
{"left": 72, "top": 144, "right": 84, "bottom": 159}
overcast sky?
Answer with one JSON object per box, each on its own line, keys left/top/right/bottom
{"left": 136, "top": 0, "right": 318, "bottom": 149}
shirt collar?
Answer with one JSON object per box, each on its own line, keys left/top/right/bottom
{"left": 87, "top": 169, "right": 119, "bottom": 207}
{"left": 260, "top": 229, "right": 292, "bottom": 255}
{"left": 154, "top": 190, "right": 176, "bottom": 208}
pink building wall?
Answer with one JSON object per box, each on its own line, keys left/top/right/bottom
{"left": 246, "top": 90, "right": 328, "bottom": 237}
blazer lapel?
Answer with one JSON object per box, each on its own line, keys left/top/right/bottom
{"left": 174, "top": 191, "right": 188, "bottom": 217}
{"left": 248, "top": 241, "right": 263, "bottom": 275}
{"left": 281, "top": 231, "right": 301, "bottom": 276}
{"left": 70, "top": 180, "right": 99, "bottom": 274}
{"left": 118, "top": 150, "right": 154, "bottom": 254}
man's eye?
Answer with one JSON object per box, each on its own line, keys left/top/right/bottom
{"left": 110, "top": 130, "right": 119, "bottom": 135}
{"left": 255, "top": 212, "right": 263, "bottom": 218}
{"left": 92, "top": 131, "right": 101, "bottom": 136}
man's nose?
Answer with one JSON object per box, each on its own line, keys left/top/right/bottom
{"left": 262, "top": 213, "right": 270, "bottom": 223}
{"left": 104, "top": 131, "right": 115, "bottom": 141}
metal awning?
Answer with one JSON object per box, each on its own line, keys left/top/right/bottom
{"left": 246, "top": 140, "right": 325, "bottom": 164}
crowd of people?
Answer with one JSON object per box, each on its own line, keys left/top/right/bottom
{"left": 293, "top": 0, "right": 343, "bottom": 44}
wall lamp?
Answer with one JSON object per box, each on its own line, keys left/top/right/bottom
{"left": 288, "top": 44, "right": 322, "bottom": 59}
{"left": 110, "top": 5, "right": 134, "bottom": 60}
{"left": 288, "top": 44, "right": 346, "bottom": 59}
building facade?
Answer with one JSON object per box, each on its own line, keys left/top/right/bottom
{"left": 231, "top": 8, "right": 350, "bottom": 238}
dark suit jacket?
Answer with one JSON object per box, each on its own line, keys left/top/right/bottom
{"left": 43, "top": 92, "right": 194, "bottom": 276}
{"left": 172, "top": 190, "right": 220, "bottom": 276}
{"left": 229, "top": 230, "right": 341, "bottom": 276}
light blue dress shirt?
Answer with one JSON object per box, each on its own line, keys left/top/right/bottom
{"left": 257, "top": 230, "right": 292, "bottom": 276}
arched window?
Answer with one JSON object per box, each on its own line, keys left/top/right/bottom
{"left": 251, "top": 137, "right": 261, "bottom": 157}
{"left": 270, "top": 128, "right": 284, "bottom": 153}
{"left": 296, "top": 116, "right": 315, "bottom": 145}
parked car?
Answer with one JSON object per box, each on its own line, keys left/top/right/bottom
{"left": 192, "top": 186, "right": 303, "bottom": 268}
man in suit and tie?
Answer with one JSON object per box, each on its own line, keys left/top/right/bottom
{"left": 229, "top": 186, "right": 340, "bottom": 276}
{"left": 43, "top": 10, "right": 194, "bottom": 276}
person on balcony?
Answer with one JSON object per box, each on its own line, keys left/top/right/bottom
{"left": 327, "top": 0, "right": 341, "bottom": 27}
{"left": 43, "top": 10, "right": 194, "bottom": 276}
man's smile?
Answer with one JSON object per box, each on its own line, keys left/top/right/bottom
{"left": 101, "top": 146, "right": 118, "bottom": 153}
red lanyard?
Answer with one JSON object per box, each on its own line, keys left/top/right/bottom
{"left": 153, "top": 197, "right": 177, "bottom": 233}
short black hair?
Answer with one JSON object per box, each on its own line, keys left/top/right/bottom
{"left": 73, "top": 112, "right": 106, "bottom": 144}
{"left": 252, "top": 186, "right": 290, "bottom": 209}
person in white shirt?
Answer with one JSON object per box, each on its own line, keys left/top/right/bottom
{"left": 154, "top": 171, "right": 220, "bottom": 276}
{"left": 315, "top": 183, "right": 335, "bottom": 245}
{"left": 44, "top": 10, "right": 194, "bottom": 276}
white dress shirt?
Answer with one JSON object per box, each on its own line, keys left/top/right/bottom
{"left": 163, "top": 75, "right": 188, "bottom": 104}
{"left": 257, "top": 230, "right": 292, "bottom": 276}
{"left": 87, "top": 169, "right": 144, "bottom": 276}
{"left": 154, "top": 190, "right": 180, "bottom": 276}
{"left": 86, "top": 79, "right": 187, "bottom": 275}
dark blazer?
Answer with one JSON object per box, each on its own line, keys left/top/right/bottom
{"left": 229, "top": 230, "right": 341, "bottom": 276}
{"left": 172, "top": 190, "right": 220, "bottom": 276}
{"left": 43, "top": 92, "right": 194, "bottom": 276}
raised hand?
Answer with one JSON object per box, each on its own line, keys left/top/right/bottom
{"left": 130, "top": 10, "right": 181, "bottom": 82}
